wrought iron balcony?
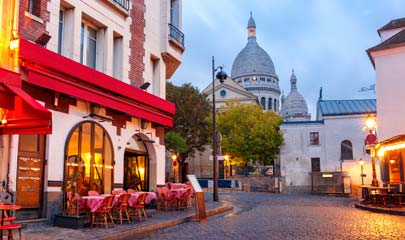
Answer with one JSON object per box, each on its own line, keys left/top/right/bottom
{"left": 112, "top": 0, "right": 130, "bottom": 11}
{"left": 169, "top": 23, "right": 184, "bottom": 47}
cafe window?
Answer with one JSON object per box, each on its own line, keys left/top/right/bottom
{"left": 340, "top": 140, "right": 353, "bottom": 160}
{"left": 310, "top": 132, "right": 319, "bottom": 145}
{"left": 64, "top": 121, "right": 114, "bottom": 195}
{"left": 80, "top": 22, "right": 98, "bottom": 69}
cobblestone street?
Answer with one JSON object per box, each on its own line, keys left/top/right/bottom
{"left": 128, "top": 192, "right": 405, "bottom": 240}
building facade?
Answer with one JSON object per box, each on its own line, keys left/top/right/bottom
{"left": 280, "top": 96, "right": 378, "bottom": 193}
{"left": 0, "top": 0, "right": 183, "bottom": 222}
{"left": 368, "top": 17, "right": 405, "bottom": 190}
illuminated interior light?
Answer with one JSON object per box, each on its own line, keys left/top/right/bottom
{"left": 9, "top": 38, "right": 19, "bottom": 50}
{"left": 322, "top": 173, "right": 333, "bottom": 178}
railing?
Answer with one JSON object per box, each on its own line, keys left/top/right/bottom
{"left": 169, "top": 23, "right": 184, "bottom": 47}
{"left": 113, "top": 0, "right": 130, "bottom": 11}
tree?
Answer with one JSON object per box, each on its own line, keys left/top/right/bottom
{"left": 166, "top": 82, "right": 211, "bottom": 182}
{"left": 216, "top": 102, "right": 284, "bottom": 166}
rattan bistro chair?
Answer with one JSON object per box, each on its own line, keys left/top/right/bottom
{"left": 91, "top": 195, "right": 115, "bottom": 229}
{"left": 131, "top": 193, "right": 148, "bottom": 221}
{"left": 113, "top": 193, "right": 131, "bottom": 224}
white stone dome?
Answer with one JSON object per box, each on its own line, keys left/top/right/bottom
{"left": 281, "top": 70, "right": 311, "bottom": 121}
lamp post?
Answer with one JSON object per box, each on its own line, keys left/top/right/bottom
{"left": 212, "top": 56, "right": 227, "bottom": 202}
{"left": 364, "top": 114, "right": 379, "bottom": 187}
{"left": 358, "top": 158, "right": 365, "bottom": 186}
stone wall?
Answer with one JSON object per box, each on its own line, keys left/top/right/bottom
{"left": 230, "top": 175, "right": 282, "bottom": 193}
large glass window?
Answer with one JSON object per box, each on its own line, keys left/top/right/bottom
{"left": 64, "top": 121, "right": 114, "bottom": 195}
{"left": 170, "top": 0, "right": 180, "bottom": 27}
{"left": 340, "top": 140, "right": 353, "bottom": 160}
{"left": 80, "top": 22, "right": 97, "bottom": 69}
{"left": 58, "top": 10, "right": 64, "bottom": 55}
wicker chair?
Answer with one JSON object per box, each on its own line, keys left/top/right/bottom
{"left": 91, "top": 195, "right": 115, "bottom": 228}
{"left": 113, "top": 193, "right": 131, "bottom": 224}
{"left": 131, "top": 193, "right": 148, "bottom": 221}
{"left": 177, "top": 188, "right": 192, "bottom": 210}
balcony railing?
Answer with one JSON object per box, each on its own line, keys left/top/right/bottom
{"left": 169, "top": 23, "right": 184, "bottom": 47}
{"left": 113, "top": 0, "right": 130, "bottom": 11}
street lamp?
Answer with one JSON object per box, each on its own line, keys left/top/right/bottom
{"left": 364, "top": 114, "right": 379, "bottom": 187}
{"left": 212, "top": 56, "right": 227, "bottom": 202}
{"left": 358, "top": 158, "right": 365, "bottom": 186}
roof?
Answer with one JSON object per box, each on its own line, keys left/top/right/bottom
{"left": 367, "top": 29, "right": 405, "bottom": 53}
{"left": 378, "top": 18, "right": 405, "bottom": 32}
{"left": 281, "top": 120, "right": 324, "bottom": 126}
{"left": 318, "top": 99, "right": 376, "bottom": 116}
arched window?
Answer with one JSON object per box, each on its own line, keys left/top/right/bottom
{"left": 274, "top": 99, "right": 277, "bottom": 112}
{"left": 260, "top": 97, "right": 266, "bottom": 110}
{"left": 341, "top": 140, "right": 353, "bottom": 160}
{"left": 268, "top": 98, "right": 272, "bottom": 110}
{"left": 64, "top": 121, "right": 114, "bottom": 195}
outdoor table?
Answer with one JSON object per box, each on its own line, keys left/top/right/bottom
{"left": 81, "top": 196, "right": 110, "bottom": 213}
{"left": 0, "top": 204, "right": 21, "bottom": 239}
{"left": 128, "top": 192, "right": 157, "bottom": 206}
{"left": 171, "top": 183, "right": 187, "bottom": 189}
{"left": 168, "top": 188, "right": 187, "bottom": 200}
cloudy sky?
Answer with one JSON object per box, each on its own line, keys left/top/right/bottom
{"left": 169, "top": 0, "right": 404, "bottom": 117}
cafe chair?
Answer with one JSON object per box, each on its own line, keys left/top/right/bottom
{"left": 0, "top": 223, "right": 22, "bottom": 240}
{"left": 113, "top": 193, "right": 131, "bottom": 224}
{"left": 131, "top": 193, "right": 148, "bottom": 221}
{"left": 156, "top": 187, "right": 172, "bottom": 210}
{"left": 177, "top": 188, "right": 193, "bottom": 210}
{"left": 0, "top": 201, "right": 16, "bottom": 223}
{"left": 91, "top": 195, "right": 115, "bottom": 229}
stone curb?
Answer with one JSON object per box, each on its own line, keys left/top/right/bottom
{"left": 99, "top": 204, "right": 234, "bottom": 240}
{"left": 354, "top": 203, "right": 405, "bottom": 216}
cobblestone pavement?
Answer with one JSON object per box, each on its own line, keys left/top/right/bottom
{"left": 128, "top": 192, "right": 405, "bottom": 240}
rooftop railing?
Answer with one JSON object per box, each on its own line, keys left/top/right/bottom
{"left": 169, "top": 23, "right": 184, "bottom": 47}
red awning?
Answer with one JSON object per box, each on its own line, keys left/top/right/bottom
{"left": 0, "top": 68, "right": 52, "bottom": 135}
{"left": 18, "top": 39, "right": 175, "bottom": 127}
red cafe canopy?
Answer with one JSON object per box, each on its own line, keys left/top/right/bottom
{"left": 0, "top": 68, "right": 52, "bottom": 135}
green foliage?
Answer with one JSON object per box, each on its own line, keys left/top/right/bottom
{"left": 165, "top": 131, "right": 189, "bottom": 153}
{"left": 216, "top": 102, "right": 284, "bottom": 165}
{"left": 166, "top": 82, "right": 211, "bottom": 160}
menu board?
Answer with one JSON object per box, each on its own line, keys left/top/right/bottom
{"left": 187, "top": 174, "right": 202, "bottom": 192}
{"left": 16, "top": 156, "right": 43, "bottom": 208}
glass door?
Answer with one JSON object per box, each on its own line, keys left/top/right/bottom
{"left": 124, "top": 152, "right": 149, "bottom": 191}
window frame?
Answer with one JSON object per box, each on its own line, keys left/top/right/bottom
{"left": 64, "top": 121, "right": 114, "bottom": 195}
{"left": 80, "top": 21, "right": 98, "bottom": 69}
{"left": 340, "top": 140, "right": 353, "bottom": 160}
{"left": 310, "top": 132, "right": 320, "bottom": 145}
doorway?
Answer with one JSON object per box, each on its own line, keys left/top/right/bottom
{"left": 16, "top": 134, "right": 46, "bottom": 220}
{"left": 124, "top": 151, "right": 149, "bottom": 191}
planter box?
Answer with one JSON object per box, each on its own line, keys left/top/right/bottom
{"left": 54, "top": 214, "right": 87, "bottom": 229}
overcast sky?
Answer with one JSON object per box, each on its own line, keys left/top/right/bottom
{"left": 169, "top": 0, "right": 404, "bottom": 118}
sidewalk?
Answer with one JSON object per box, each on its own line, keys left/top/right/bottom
{"left": 20, "top": 194, "right": 233, "bottom": 240}
{"left": 355, "top": 202, "right": 405, "bottom": 216}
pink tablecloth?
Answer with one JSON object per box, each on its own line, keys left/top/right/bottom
{"left": 80, "top": 195, "right": 119, "bottom": 212}
{"left": 168, "top": 189, "right": 187, "bottom": 200}
{"left": 171, "top": 183, "right": 187, "bottom": 189}
{"left": 128, "top": 192, "right": 157, "bottom": 206}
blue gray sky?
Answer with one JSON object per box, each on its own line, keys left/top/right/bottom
{"left": 169, "top": 0, "right": 404, "bottom": 118}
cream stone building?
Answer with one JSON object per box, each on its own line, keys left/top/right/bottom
{"left": 0, "top": 0, "right": 183, "bottom": 222}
